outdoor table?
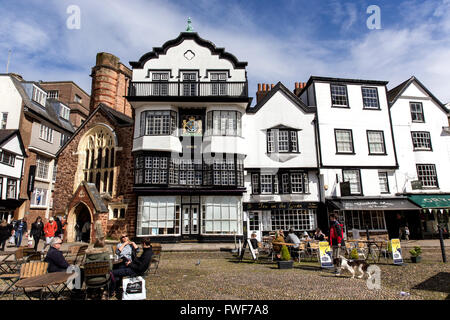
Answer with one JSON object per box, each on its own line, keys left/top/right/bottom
{"left": 0, "top": 251, "right": 14, "bottom": 273}
{"left": 14, "top": 272, "right": 76, "bottom": 300}
{"left": 346, "top": 239, "right": 388, "bottom": 262}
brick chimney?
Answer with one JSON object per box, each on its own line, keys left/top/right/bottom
{"left": 256, "top": 83, "right": 276, "bottom": 103}
{"left": 293, "top": 82, "right": 307, "bottom": 96}
{"left": 90, "top": 52, "right": 133, "bottom": 117}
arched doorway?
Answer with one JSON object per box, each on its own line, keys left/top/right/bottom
{"left": 67, "top": 202, "right": 93, "bottom": 243}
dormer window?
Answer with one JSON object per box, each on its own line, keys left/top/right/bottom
{"left": 48, "top": 90, "right": 59, "bottom": 99}
{"left": 210, "top": 72, "right": 227, "bottom": 96}
{"left": 32, "top": 86, "right": 47, "bottom": 106}
{"left": 266, "top": 129, "right": 298, "bottom": 153}
{"left": 60, "top": 104, "right": 70, "bottom": 121}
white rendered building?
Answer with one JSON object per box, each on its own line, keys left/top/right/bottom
{"left": 243, "top": 82, "right": 320, "bottom": 241}
{"left": 389, "top": 76, "right": 450, "bottom": 238}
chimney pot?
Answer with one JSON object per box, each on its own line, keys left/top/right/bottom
{"left": 262, "top": 84, "right": 266, "bottom": 91}
{"left": 271, "top": 84, "right": 274, "bottom": 89}
{"left": 258, "top": 83, "right": 261, "bottom": 91}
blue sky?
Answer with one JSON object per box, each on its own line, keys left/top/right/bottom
{"left": 1, "top": 0, "right": 450, "bottom": 104}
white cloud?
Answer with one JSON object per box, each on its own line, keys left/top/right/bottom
{"left": 2, "top": 0, "right": 450, "bottom": 104}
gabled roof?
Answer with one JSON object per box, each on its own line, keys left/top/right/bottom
{"left": 246, "top": 82, "right": 316, "bottom": 114}
{"left": 387, "top": 76, "right": 450, "bottom": 113}
{"left": 8, "top": 75, "right": 75, "bottom": 134}
{"left": 296, "top": 75, "right": 389, "bottom": 97}
{"left": 130, "top": 32, "right": 248, "bottom": 69}
{"left": 55, "top": 103, "right": 133, "bottom": 158}
{"left": 0, "top": 129, "right": 27, "bottom": 157}
{"left": 83, "top": 181, "right": 109, "bottom": 213}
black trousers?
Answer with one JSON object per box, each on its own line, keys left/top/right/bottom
{"left": 33, "top": 235, "right": 40, "bottom": 251}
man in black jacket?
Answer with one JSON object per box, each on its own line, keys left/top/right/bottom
{"left": 110, "top": 237, "right": 153, "bottom": 296}
{"left": 44, "top": 237, "right": 70, "bottom": 272}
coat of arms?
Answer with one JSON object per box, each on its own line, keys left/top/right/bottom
{"left": 182, "top": 116, "right": 202, "bottom": 136}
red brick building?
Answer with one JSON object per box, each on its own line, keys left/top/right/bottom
{"left": 52, "top": 53, "right": 135, "bottom": 243}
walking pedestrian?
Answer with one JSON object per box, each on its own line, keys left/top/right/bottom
{"left": 0, "top": 220, "right": 11, "bottom": 251}
{"left": 30, "top": 216, "right": 45, "bottom": 251}
{"left": 43, "top": 217, "right": 58, "bottom": 252}
{"left": 329, "top": 214, "right": 345, "bottom": 276}
{"left": 396, "top": 213, "right": 409, "bottom": 241}
{"left": 13, "top": 217, "right": 28, "bottom": 247}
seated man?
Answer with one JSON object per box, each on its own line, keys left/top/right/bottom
{"left": 115, "top": 234, "right": 139, "bottom": 269}
{"left": 110, "top": 238, "right": 153, "bottom": 296}
{"left": 285, "top": 228, "right": 301, "bottom": 261}
{"left": 44, "top": 237, "right": 70, "bottom": 272}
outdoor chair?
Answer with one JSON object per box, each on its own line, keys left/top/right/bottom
{"left": 356, "top": 242, "right": 368, "bottom": 259}
{"left": 293, "top": 243, "right": 307, "bottom": 262}
{"left": 66, "top": 245, "right": 88, "bottom": 265}
{"left": 309, "top": 242, "right": 320, "bottom": 261}
{"left": 0, "top": 261, "right": 48, "bottom": 299}
{"left": 146, "top": 243, "right": 162, "bottom": 275}
{"left": 83, "top": 261, "right": 111, "bottom": 300}
{"left": 3, "top": 247, "right": 28, "bottom": 273}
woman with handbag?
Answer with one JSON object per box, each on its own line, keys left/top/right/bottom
{"left": 30, "top": 216, "right": 44, "bottom": 251}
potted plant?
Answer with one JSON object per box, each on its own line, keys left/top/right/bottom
{"left": 277, "top": 245, "right": 293, "bottom": 269}
{"left": 409, "top": 246, "right": 422, "bottom": 263}
{"left": 350, "top": 248, "right": 359, "bottom": 260}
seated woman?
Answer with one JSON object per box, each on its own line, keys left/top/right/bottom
{"left": 272, "top": 230, "right": 285, "bottom": 260}
{"left": 85, "top": 239, "right": 112, "bottom": 299}
{"left": 110, "top": 238, "right": 153, "bottom": 297}
{"left": 313, "top": 228, "right": 325, "bottom": 241}
{"left": 115, "top": 234, "right": 139, "bottom": 269}
{"left": 44, "top": 237, "right": 70, "bottom": 272}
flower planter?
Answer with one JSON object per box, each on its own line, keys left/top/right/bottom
{"left": 277, "top": 260, "right": 294, "bottom": 269}
{"left": 411, "top": 256, "right": 421, "bottom": 263}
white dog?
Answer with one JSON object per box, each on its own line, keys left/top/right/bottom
{"left": 339, "top": 256, "right": 372, "bottom": 279}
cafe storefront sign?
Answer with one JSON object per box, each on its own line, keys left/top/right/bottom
{"left": 243, "top": 202, "right": 318, "bottom": 211}
{"left": 329, "top": 198, "right": 421, "bottom": 211}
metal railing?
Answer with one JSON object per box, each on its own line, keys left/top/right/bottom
{"left": 128, "top": 81, "right": 248, "bottom": 98}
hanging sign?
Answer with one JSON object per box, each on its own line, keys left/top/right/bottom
{"left": 391, "top": 239, "right": 403, "bottom": 265}
{"left": 319, "top": 241, "right": 333, "bottom": 268}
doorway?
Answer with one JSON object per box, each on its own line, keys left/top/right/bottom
{"left": 67, "top": 202, "right": 92, "bottom": 243}
{"left": 181, "top": 196, "right": 200, "bottom": 240}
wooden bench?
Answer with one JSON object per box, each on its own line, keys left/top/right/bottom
{"left": 0, "top": 261, "right": 48, "bottom": 299}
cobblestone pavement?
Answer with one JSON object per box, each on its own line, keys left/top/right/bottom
{"left": 144, "top": 251, "right": 449, "bottom": 300}
{"left": 1, "top": 246, "right": 449, "bottom": 300}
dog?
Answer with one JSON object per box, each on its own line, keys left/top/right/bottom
{"left": 339, "top": 256, "right": 372, "bottom": 279}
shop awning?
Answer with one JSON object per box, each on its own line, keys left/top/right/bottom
{"left": 407, "top": 194, "right": 450, "bottom": 209}
{"left": 328, "top": 198, "right": 421, "bottom": 211}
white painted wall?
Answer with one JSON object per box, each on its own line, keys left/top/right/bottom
{"left": 244, "top": 90, "right": 317, "bottom": 169}
{"left": 391, "top": 81, "right": 450, "bottom": 193}
{"left": 0, "top": 76, "right": 23, "bottom": 129}
{"left": 314, "top": 82, "right": 397, "bottom": 167}
{"left": 133, "top": 39, "right": 246, "bottom": 82}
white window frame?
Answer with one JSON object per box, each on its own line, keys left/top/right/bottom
{"left": 39, "top": 124, "right": 54, "bottom": 143}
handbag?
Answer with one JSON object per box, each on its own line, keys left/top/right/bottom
{"left": 122, "top": 276, "right": 146, "bottom": 300}
{"left": 126, "top": 280, "right": 142, "bottom": 294}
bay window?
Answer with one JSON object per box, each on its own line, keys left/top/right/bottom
{"left": 140, "top": 110, "right": 177, "bottom": 136}
{"left": 266, "top": 129, "right": 299, "bottom": 153}
{"left": 206, "top": 110, "right": 242, "bottom": 136}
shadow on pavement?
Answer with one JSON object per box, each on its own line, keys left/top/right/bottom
{"left": 412, "top": 272, "right": 450, "bottom": 299}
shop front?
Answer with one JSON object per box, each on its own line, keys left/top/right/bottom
{"left": 326, "top": 197, "right": 422, "bottom": 239}
{"left": 407, "top": 194, "right": 450, "bottom": 239}
{"left": 136, "top": 194, "right": 243, "bottom": 243}
{"left": 243, "top": 202, "right": 319, "bottom": 241}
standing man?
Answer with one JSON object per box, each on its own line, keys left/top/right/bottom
{"left": 13, "top": 217, "right": 28, "bottom": 247}
{"left": 329, "top": 214, "right": 345, "bottom": 276}
{"left": 396, "top": 213, "right": 409, "bottom": 241}
{"left": 43, "top": 217, "right": 58, "bottom": 252}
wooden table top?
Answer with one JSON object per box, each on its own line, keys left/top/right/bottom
{"left": 15, "top": 272, "right": 74, "bottom": 288}
{"left": 0, "top": 251, "right": 14, "bottom": 256}
{"left": 272, "top": 242, "right": 297, "bottom": 246}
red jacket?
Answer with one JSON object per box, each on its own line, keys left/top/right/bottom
{"left": 329, "top": 221, "right": 344, "bottom": 246}
{"left": 44, "top": 221, "right": 58, "bottom": 238}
